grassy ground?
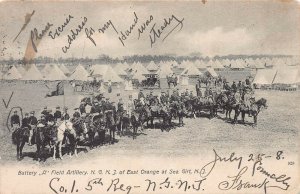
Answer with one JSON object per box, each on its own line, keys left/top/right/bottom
{"left": 0, "top": 81, "right": 299, "bottom": 166}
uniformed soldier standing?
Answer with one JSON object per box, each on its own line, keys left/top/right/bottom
{"left": 117, "top": 98, "right": 124, "bottom": 113}
{"left": 54, "top": 106, "right": 62, "bottom": 121}
{"left": 62, "top": 107, "right": 70, "bottom": 120}
{"left": 231, "top": 81, "right": 237, "bottom": 93}
{"left": 11, "top": 111, "right": 20, "bottom": 131}
{"left": 28, "top": 111, "right": 38, "bottom": 145}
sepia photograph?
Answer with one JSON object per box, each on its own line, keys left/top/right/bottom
{"left": 0, "top": 1, "right": 299, "bottom": 194}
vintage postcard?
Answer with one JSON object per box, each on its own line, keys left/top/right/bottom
{"left": 0, "top": 0, "right": 299, "bottom": 194}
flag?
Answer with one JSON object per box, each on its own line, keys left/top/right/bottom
{"left": 46, "top": 81, "right": 64, "bottom": 97}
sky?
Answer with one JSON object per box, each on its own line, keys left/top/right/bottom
{"left": 0, "top": 1, "right": 299, "bottom": 59}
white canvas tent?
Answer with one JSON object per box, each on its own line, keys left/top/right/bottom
{"left": 59, "top": 64, "right": 70, "bottom": 75}
{"left": 17, "top": 66, "right": 26, "bottom": 75}
{"left": 158, "top": 63, "right": 174, "bottom": 78}
{"left": 181, "top": 63, "right": 202, "bottom": 77}
{"left": 253, "top": 69, "right": 277, "bottom": 85}
{"left": 69, "top": 64, "right": 89, "bottom": 81}
{"left": 205, "top": 68, "right": 218, "bottom": 77}
{"left": 90, "top": 65, "right": 123, "bottom": 82}
{"left": 22, "top": 64, "right": 44, "bottom": 80}
{"left": 44, "top": 64, "right": 67, "bottom": 80}
{"left": 41, "top": 64, "right": 53, "bottom": 76}
{"left": 113, "top": 64, "right": 127, "bottom": 76}
{"left": 3, "top": 65, "right": 22, "bottom": 80}
{"left": 147, "top": 61, "right": 159, "bottom": 71}
{"left": 273, "top": 67, "right": 298, "bottom": 84}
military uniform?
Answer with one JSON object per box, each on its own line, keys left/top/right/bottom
{"left": 231, "top": 82, "right": 237, "bottom": 92}
{"left": 11, "top": 112, "right": 20, "bottom": 131}
{"left": 28, "top": 111, "right": 38, "bottom": 145}
{"left": 79, "top": 102, "right": 86, "bottom": 114}
{"left": 138, "top": 91, "right": 145, "bottom": 100}
{"left": 54, "top": 107, "right": 62, "bottom": 121}
{"left": 21, "top": 114, "right": 30, "bottom": 129}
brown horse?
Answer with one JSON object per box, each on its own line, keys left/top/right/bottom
{"left": 12, "top": 127, "right": 30, "bottom": 160}
{"left": 234, "top": 98, "right": 268, "bottom": 126}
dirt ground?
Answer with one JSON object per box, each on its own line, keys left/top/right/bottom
{"left": 0, "top": 81, "right": 299, "bottom": 166}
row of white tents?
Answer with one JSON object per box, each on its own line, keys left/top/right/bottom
{"left": 0, "top": 61, "right": 217, "bottom": 82}
{"left": 1, "top": 56, "right": 299, "bottom": 83}
{"left": 253, "top": 66, "right": 300, "bottom": 86}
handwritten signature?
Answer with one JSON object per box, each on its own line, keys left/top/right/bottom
{"left": 200, "top": 149, "right": 291, "bottom": 194}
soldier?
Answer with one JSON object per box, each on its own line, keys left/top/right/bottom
{"left": 160, "top": 91, "right": 168, "bottom": 105}
{"left": 117, "top": 98, "right": 124, "bottom": 112}
{"left": 54, "top": 106, "right": 62, "bottom": 121}
{"left": 41, "top": 106, "right": 48, "bottom": 116}
{"left": 11, "top": 110, "right": 20, "bottom": 131}
{"left": 126, "top": 95, "right": 134, "bottom": 116}
{"left": 45, "top": 109, "right": 54, "bottom": 123}
{"left": 170, "top": 90, "right": 178, "bottom": 103}
{"left": 108, "top": 80, "right": 112, "bottom": 93}
{"left": 184, "top": 89, "right": 189, "bottom": 96}
{"left": 149, "top": 90, "right": 154, "bottom": 100}
{"left": 37, "top": 115, "right": 47, "bottom": 128}
{"left": 231, "top": 81, "right": 237, "bottom": 93}
{"left": 91, "top": 101, "right": 102, "bottom": 114}
{"left": 62, "top": 107, "right": 70, "bottom": 120}
{"left": 103, "top": 98, "right": 111, "bottom": 111}
{"left": 224, "top": 81, "right": 231, "bottom": 91}
{"left": 21, "top": 113, "right": 30, "bottom": 129}
{"left": 138, "top": 89, "right": 145, "bottom": 100}
{"left": 28, "top": 111, "right": 38, "bottom": 145}
{"left": 189, "top": 91, "right": 194, "bottom": 99}
{"left": 79, "top": 101, "right": 86, "bottom": 114}
{"left": 237, "top": 81, "right": 242, "bottom": 92}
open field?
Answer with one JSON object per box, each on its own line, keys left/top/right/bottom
{"left": 0, "top": 82, "right": 299, "bottom": 166}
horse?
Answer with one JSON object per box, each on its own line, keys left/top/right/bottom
{"left": 191, "top": 97, "right": 216, "bottom": 119}
{"left": 170, "top": 102, "right": 186, "bottom": 126}
{"left": 35, "top": 123, "right": 53, "bottom": 161}
{"left": 105, "top": 110, "right": 116, "bottom": 144}
{"left": 159, "top": 105, "right": 173, "bottom": 131}
{"left": 87, "top": 113, "right": 106, "bottom": 148}
{"left": 51, "top": 121, "right": 75, "bottom": 160}
{"left": 115, "top": 110, "right": 131, "bottom": 136}
{"left": 215, "top": 92, "right": 237, "bottom": 120}
{"left": 166, "top": 76, "right": 178, "bottom": 88}
{"left": 130, "top": 111, "right": 140, "bottom": 139}
{"left": 12, "top": 126, "right": 30, "bottom": 160}
{"left": 234, "top": 98, "right": 267, "bottom": 126}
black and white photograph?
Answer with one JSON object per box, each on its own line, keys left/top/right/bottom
{"left": 0, "top": 1, "right": 299, "bottom": 194}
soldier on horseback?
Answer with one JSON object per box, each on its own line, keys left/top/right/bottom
{"left": 160, "top": 91, "right": 169, "bottom": 105}
{"left": 62, "top": 107, "right": 70, "bottom": 120}
{"left": 138, "top": 89, "right": 145, "bottom": 100}
{"left": 54, "top": 106, "right": 62, "bottom": 121}
{"left": 11, "top": 110, "right": 20, "bottom": 132}
{"left": 28, "top": 111, "right": 38, "bottom": 146}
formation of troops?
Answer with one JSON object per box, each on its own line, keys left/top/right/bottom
{"left": 11, "top": 76, "right": 267, "bottom": 161}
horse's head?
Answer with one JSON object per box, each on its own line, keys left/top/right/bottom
{"left": 257, "top": 98, "right": 268, "bottom": 109}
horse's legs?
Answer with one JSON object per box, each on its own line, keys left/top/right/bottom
{"left": 233, "top": 111, "right": 239, "bottom": 124}
{"left": 253, "top": 114, "right": 257, "bottom": 126}
{"left": 241, "top": 112, "right": 245, "bottom": 123}
{"left": 19, "top": 140, "right": 26, "bottom": 159}
{"left": 74, "top": 141, "right": 78, "bottom": 157}
{"left": 52, "top": 144, "right": 56, "bottom": 160}
{"left": 16, "top": 142, "right": 20, "bottom": 160}
{"left": 58, "top": 141, "right": 63, "bottom": 159}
